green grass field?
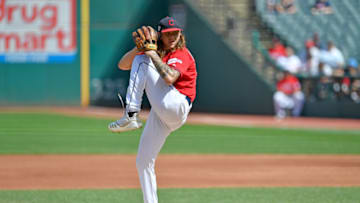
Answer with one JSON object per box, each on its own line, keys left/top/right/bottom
{"left": 1, "top": 187, "right": 360, "bottom": 203}
{"left": 1, "top": 112, "right": 360, "bottom": 203}
{"left": 1, "top": 112, "right": 360, "bottom": 154}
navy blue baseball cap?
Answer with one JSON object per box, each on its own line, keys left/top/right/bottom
{"left": 157, "top": 16, "right": 183, "bottom": 33}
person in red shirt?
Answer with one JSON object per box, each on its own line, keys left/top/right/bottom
{"left": 273, "top": 71, "right": 304, "bottom": 118}
{"left": 108, "top": 17, "right": 197, "bottom": 203}
{"left": 268, "top": 37, "right": 287, "bottom": 60}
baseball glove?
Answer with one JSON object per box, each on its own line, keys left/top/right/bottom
{"left": 132, "top": 26, "right": 158, "bottom": 52}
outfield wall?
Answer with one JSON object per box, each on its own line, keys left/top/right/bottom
{"left": 0, "top": 0, "right": 80, "bottom": 105}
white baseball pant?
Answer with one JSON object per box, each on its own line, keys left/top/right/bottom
{"left": 273, "top": 91, "right": 304, "bottom": 117}
{"left": 126, "top": 54, "right": 191, "bottom": 203}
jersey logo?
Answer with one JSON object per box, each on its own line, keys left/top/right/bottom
{"left": 167, "top": 58, "right": 182, "bottom": 67}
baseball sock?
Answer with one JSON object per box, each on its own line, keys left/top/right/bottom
{"left": 128, "top": 112, "right": 138, "bottom": 117}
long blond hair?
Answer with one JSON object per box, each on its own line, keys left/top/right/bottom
{"left": 157, "top": 33, "right": 186, "bottom": 58}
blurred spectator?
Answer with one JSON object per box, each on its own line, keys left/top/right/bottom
{"left": 347, "top": 58, "right": 359, "bottom": 77}
{"left": 300, "top": 40, "right": 321, "bottom": 76}
{"left": 350, "top": 79, "right": 360, "bottom": 103}
{"left": 277, "top": 46, "right": 302, "bottom": 74}
{"left": 268, "top": 37, "right": 287, "bottom": 60}
{"left": 276, "top": 0, "right": 297, "bottom": 14}
{"left": 312, "top": 32, "right": 327, "bottom": 50}
{"left": 299, "top": 34, "right": 341, "bottom": 77}
{"left": 299, "top": 39, "right": 315, "bottom": 62}
{"left": 333, "top": 76, "right": 351, "bottom": 101}
{"left": 223, "top": 15, "right": 235, "bottom": 38}
{"left": 316, "top": 75, "right": 333, "bottom": 100}
{"left": 338, "top": 58, "right": 360, "bottom": 101}
{"left": 319, "top": 41, "right": 345, "bottom": 73}
{"left": 301, "top": 78, "right": 315, "bottom": 101}
{"left": 341, "top": 77, "right": 351, "bottom": 98}
{"left": 311, "top": 0, "right": 333, "bottom": 15}
{"left": 318, "top": 62, "right": 333, "bottom": 76}
{"left": 273, "top": 71, "right": 304, "bottom": 118}
{"left": 302, "top": 62, "right": 334, "bottom": 102}
{"left": 267, "top": 0, "right": 277, "bottom": 13}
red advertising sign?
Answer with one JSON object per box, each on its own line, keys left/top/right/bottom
{"left": 0, "top": 0, "right": 76, "bottom": 63}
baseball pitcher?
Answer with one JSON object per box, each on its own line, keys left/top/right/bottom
{"left": 108, "top": 17, "right": 197, "bottom": 203}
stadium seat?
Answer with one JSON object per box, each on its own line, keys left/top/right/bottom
{"left": 255, "top": 0, "right": 360, "bottom": 62}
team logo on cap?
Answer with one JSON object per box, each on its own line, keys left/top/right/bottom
{"left": 168, "top": 19, "right": 175, "bottom": 26}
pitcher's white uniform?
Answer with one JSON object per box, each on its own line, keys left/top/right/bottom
{"left": 127, "top": 47, "right": 196, "bottom": 203}
{"left": 108, "top": 16, "right": 197, "bottom": 203}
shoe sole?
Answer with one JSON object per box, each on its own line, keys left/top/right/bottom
{"left": 108, "top": 122, "right": 143, "bottom": 133}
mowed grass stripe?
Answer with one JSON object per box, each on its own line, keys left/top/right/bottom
{"left": 0, "top": 187, "right": 360, "bottom": 203}
{"left": 0, "top": 112, "right": 360, "bottom": 154}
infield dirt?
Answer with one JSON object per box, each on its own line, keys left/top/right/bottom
{"left": 1, "top": 154, "right": 360, "bottom": 190}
